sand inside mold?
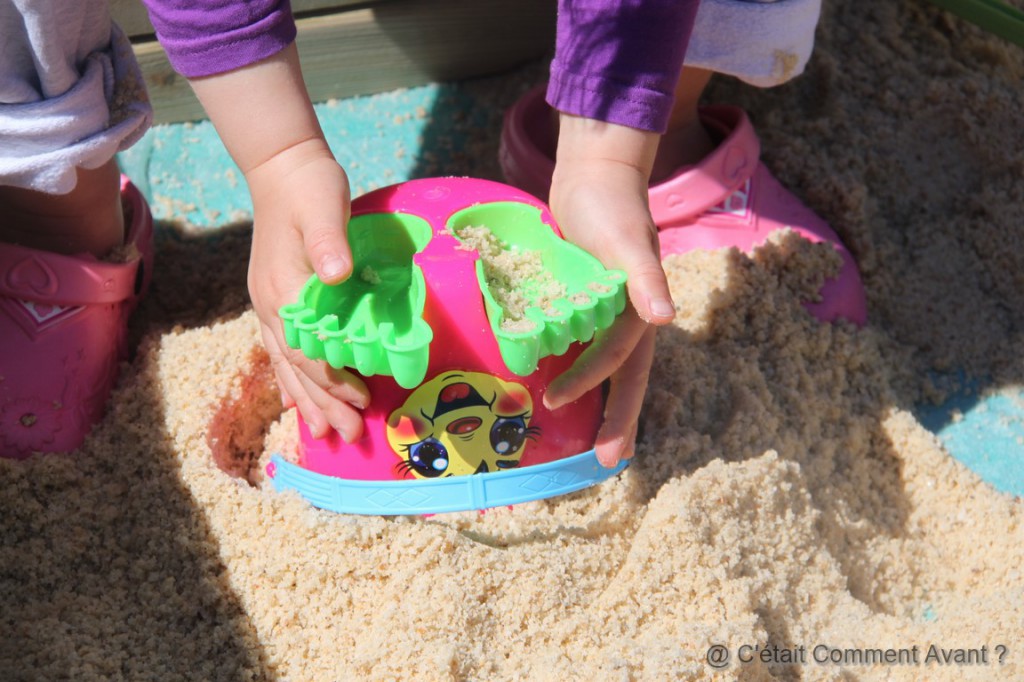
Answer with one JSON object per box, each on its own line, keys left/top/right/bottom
{"left": 2, "top": 1, "right": 1023, "bottom": 680}
{"left": 456, "top": 224, "right": 567, "bottom": 332}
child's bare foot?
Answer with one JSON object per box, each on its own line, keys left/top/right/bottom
{"left": 651, "top": 67, "right": 716, "bottom": 182}
{"left": 0, "top": 158, "right": 124, "bottom": 257}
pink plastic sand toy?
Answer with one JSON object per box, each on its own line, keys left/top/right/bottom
{"left": 267, "top": 178, "right": 630, "bottom": 514}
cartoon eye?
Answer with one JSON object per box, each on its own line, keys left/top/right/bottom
{"left": 490, "top": 416, "right": 528, "bottom": 455}
{"left": 447, "top": 416, "right": 482, "bottom": 435}
{"left": 407, "top": 438, "right": 449, "bottom": 477}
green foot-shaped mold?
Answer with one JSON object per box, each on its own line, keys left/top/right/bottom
{"left": 450, "top": 202, "right": 627, "bottom": 376}
{"left": 278, "top": 213, "right": 434, "bottom": 389}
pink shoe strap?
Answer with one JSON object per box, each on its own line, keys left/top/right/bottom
{"left": 0, "top": 243, "right": 143, "bottom": 306}
{"left": 648, "top": 106, "right": 761, "bottom": 226}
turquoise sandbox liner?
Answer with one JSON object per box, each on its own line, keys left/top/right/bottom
{"left": 915, "top": 379, "right": 1024, "bottom": 497}
{"left": 118, "top": 83, "right": 486, "bottom": 229}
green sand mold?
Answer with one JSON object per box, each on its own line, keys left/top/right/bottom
{"left": 279, "top": 212, "right": 434, "bottom": 389}
{"left": 450, "top": 202, "right": 627, "bottom": 376}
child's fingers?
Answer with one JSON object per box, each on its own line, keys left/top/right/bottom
{"left": 544, "top": 306, "right": 649, "bottom": 410}
{"left": 291, "top": 389, "right": 329, "bottom": 439}
{"left": 259, "top": 322, "right": 368, "bottom": 441}
{"left": 262, "top": 316, "right": 371, "bottom": 407}
{"left": 266, "top": 342, "right": 329, "bottom": 437}
{"left": 318, "top": 363, "right": 370, "bottom": 408}
{"left": 596, "top": 420, "right": 639, "bottom": 469}
{"left": 293, "top": 370, "right": 365, "bottom": 443}
{"left": 289, "top": 355, "right": 370, "bottom": 413}
{"left": 593, "top": 326, "right": 656, "bottom": 467}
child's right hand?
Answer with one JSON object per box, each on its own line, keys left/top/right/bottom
{"left": 244, "top": 139, "right": 371, "bottom": 442}
{"left": 189, "top": 44, "right": 370, "bottom": 441}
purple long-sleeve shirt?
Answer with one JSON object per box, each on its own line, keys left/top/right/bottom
{"left": 548, "top": 0, "right": 698, "bottom": 133}
{"left": 142, "top": 0, "right": 698, "bottom": 133}
{"left": 143, "top": 0, "right": 296, "bottom": 79}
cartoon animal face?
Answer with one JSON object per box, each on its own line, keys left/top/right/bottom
{"left": 385, "top": 372, "right": 539, "bottom": 478}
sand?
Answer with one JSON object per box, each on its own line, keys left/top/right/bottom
{"left": 2, "top": 0, "right": 1023, "bottom": 679}
{"left": 456, "top": 225, "right": 567, "bottom": 331}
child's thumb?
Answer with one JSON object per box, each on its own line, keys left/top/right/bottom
{"left": 302, "top": 209, "right": 352, "bottom": 285}
{"left": 618, "top": 235, "right": 675, "bottom": 326}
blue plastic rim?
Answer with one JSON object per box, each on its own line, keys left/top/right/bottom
{"left": 268, "top": 450, "right": 629, "bottom": 515}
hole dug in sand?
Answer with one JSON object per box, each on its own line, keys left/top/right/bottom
{"left": 206, "top": 347, "right": 284, "bottom": 485}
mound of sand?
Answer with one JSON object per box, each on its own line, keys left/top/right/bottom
{"left": 2, "top": 1, "right": 1022, "bottom": 679}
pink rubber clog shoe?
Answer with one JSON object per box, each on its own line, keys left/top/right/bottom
{"left": 499, "top": 85, "right": 867, "bottom": 325}
{"left": 0, "top": 176, "right": 153, "bottom": 458}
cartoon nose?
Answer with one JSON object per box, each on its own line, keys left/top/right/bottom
{"left": 446, "top": 416, "right": 482, "bottom": 435}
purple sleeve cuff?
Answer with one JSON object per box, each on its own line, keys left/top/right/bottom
{"left": 547, "top": 0, "right": 699, "bottom": 133}
{"left": 143, "top": 0, "right": 297, "bottom": 78}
